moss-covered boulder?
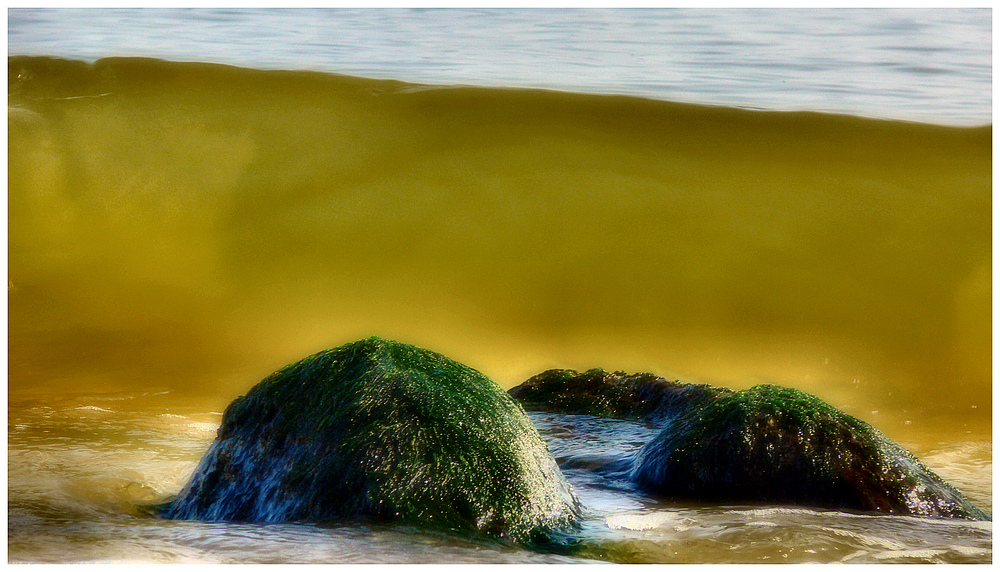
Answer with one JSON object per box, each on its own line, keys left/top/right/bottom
{"left": 509, "top": 368, "right": 730, "bottom": 424}
{"left": 630, "top": 384, "right": 987, "bottom": 520}
{"left": 163, "top": 337, "right": 581, "bottom": 543}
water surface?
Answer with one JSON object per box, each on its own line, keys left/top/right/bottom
{"left": 8, "top": 8, "right": 992, "bottom": 125}
{"left": 7, "top": 8, "right": 992, "bottom": 564}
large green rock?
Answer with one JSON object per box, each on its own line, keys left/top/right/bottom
{"left": 164, "top": 337, "right": 581, "bottom": 543}
{"left": 630, "top": 384, "right": 987, "bottom": 520}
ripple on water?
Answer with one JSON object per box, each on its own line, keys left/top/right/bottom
{"left": 579, "top": 504, "right": 992, "bottom": 564}
{"left": 7, "top": 398, "right": 993, "bottom": 564}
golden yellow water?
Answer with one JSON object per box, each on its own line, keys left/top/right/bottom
{"left": 9, "top": 55, "right": 991, "bottom": 437}
{"left": 6, "top": 56, "right": 992, "bottom": 564}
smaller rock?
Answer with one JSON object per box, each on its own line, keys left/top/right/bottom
{"left": 509, "top": 368, "right": 730, "bottom": 424}
{"left": 630, "top": 384, "right": 987, "bottom": 520}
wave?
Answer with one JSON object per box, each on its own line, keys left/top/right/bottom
{"left": 7, "top": 56, "right": 991, "bottom": 435}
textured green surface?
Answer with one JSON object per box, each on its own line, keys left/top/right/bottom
{"left": 509, "top": 368, "right": 729, "bottom": 423}
{"left": 512, "top": 371, "right": 986, "bottom": 520}
{"left": 166, "top": 337, "right": 581, "bottom": 543}
{"left": 631, "top": 384, "right": 987, "bottom": 520}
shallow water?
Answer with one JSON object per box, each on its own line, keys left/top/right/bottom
{"left": 7, "top": 392, "right": 991, "bottom": 564}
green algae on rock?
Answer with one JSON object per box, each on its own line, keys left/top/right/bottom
{"left": 630, "top": 384, "right": 988, "bottom": 520}
{"left": 509, "top": 371, "right": 987, "bottom": 520}
{"left": 509, "top": 368, "right": 730, "bottom": 424}
{"left": 164, "top": 337, "right": 581, "bottom": 543}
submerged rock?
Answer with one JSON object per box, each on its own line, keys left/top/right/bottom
{"left": 510, "top": 371, "right": 987, "bottom": 520}
{"left": 509, "top": 368, "right": 730, "bottom": 425}
{"left": 164, "top": 337, "right": 581, "bottom": 543}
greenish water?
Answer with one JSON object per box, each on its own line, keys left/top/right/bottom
{"left": 8, "top": 56, "right": 991, "bottom": 563}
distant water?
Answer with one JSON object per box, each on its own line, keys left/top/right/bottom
{"left": 7, "top": 7, "right": 992, "bottom": 126}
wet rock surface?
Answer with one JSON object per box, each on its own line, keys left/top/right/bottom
{"left": 164, "top": 337, "right": 581, "bottom": 544}
{"left": 509, "top": 372, "right": 987, "bottom": 521}
{"left": 630, "top": 384, "right": 987, "bottom": 520}
{"left": 164, "top": 344, "right": 985, "bottom": 551}
{"left": 509, "top": 368, "right": 730, "bottom": 425}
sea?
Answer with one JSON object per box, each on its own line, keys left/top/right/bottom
{"left": 7, "top": 8, "right": 993, "bottom": 564}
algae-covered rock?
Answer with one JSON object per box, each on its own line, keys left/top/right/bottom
{"left": 511, "top": 370, "right": 986, "bottom": 520}
{"left": 164, "top": 337, "right": 581, "bottom": 543}
{"left": 630, "top": 384, "right": 987, "bottom": 520}
{"left": 509, "top": 368, "right": 730, "bottom": 424}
